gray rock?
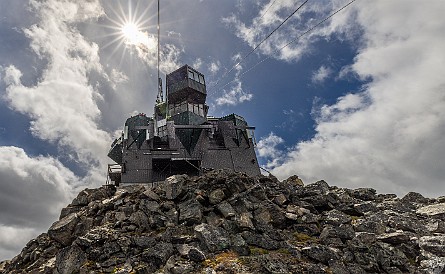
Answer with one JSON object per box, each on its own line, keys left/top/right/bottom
{"left": 179, "top": 199, "right": 203, "bottom": 225}
{"left": 236, "top": 212, "right": 255, "bottom": 230}
{"left": 48, "top": 212, "right": 81, "bottom": 246}
{"left": 353, "top": 215, "right": 387, "bottom": 234}
{"left": 55, "top": 245, "right": 86, "bottom": 274}
{"left": 388, "top": 214, "right": 426, "bottom": 233}
{"left": 320, "top": 225, "right": 355, "bottom": 242}
{"left": 231, "top": 234, "right": 249, "bottom": 256}
{"left": 8, "top": 171, "right": 445, "bottom": 274}
{"left": 282, "top": 175, "right": 304, "bottom": 186}
{"left": 241, "top": 231, "right": 281, "bottom": 250}
{"left": 419, "top": 235, "right": 445, "bottom": 256}
{"left": 194, "top": 223, "right": 230, "bottom": 252}
{"left": 322, "top": 209, "right": 352, "bottom": 226}
{"left": 302, "top": 245, "right": 340, "bottom": 264}
{"left": 205, "top": 211, "right": 224, "bottom": 227}
{"left": 417, "top": 203, "right": 445, "bottom": 219}
{"left": 141, "top": 242, "right": 174, "bottom": 269}
{"left": 129, "top": 210, "right": 149, "bottom": 230}
{"left": 285, "top": 212, "right": 299, "bottom": 221}
{"left": 140, "top": 200, "right": 160, "bottom": 212}
{"left": 353, "top": 201, "right": 378, "bottom": 215}
{"left": 419, "top": 256, "right": 445, "bottom": 274}
{"left": 349, "top": 188, "right": 377, "bottom": 201}
{"left": 300, "top": 180, "right": 330, "bottom": 197}
{"left": 188, "top": 247, "right": 206, "bottom": 262}
{"left": 354, "top": 232, "right": 377, "bottom": 245}
{"left": 216, "top": 201, "right": 236, "bottom": 218}
{"left": 142, "top": 188, "right": 160, "bottom": 201}
{"left": 401, "top": 191, "right": 429, "bottom": 204}
{"left": 165, "top": 175, "right": 187, "bottom": 200}
{"left": 209, "top": 189, "right": 225, "bottom": 205}
{"left": 377, "top": 231, "right": 412, "bottom": 245}
{"left": 273, "top": 194, "right": 288, "bottom": 206}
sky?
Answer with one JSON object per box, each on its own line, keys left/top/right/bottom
{"left": 0, "top": 0, "right": 444, "bottom": 260}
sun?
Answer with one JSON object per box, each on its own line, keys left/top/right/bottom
{"left": 122, "top": 23, "right": 140, "bottom": 44}
{"left": 122, "top": 22, "right": 144, "bottom": 45}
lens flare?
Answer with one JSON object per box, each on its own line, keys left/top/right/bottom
{"left": 122, "top": 23, "right": 144, "bottom": 45}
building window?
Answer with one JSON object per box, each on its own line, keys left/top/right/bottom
{"left": 188, "top": 68, "right": 205, "bottom": 85}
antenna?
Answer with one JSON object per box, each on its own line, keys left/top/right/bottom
{"left": 156, "top": 0, "right": 163, "bottom": 103}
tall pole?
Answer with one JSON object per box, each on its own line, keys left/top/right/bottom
{"left": 156, "top": 0, "right": 162, "bottom": 103}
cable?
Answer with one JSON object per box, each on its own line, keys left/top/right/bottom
{"left": 212, "top": 0, "right": 309, "bottom": 88}
{"left": 244, "top": 0, "right": 280, "bottom": 39}
{"left": 215, "top": 0, "right": 357, "bottom": 92}
{"left": 209, "top": 0, "right": 279, "bottom": 87}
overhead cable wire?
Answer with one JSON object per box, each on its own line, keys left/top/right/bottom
{"left": 212, "top": 0, "right": 309, "bottom": 88}
{"left": 216, "top": 0, "right": 357, "bottom": 92}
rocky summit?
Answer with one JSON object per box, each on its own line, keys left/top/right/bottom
{"left": 2, "top": 171, "right": 445, "bottom": 274}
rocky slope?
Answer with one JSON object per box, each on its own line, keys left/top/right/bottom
{"left": 1, "top": 170, "right": 445, "bottom": 273}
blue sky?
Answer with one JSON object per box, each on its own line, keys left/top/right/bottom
{"left": 1, "top": 0, "right": 445, "bottom": 260}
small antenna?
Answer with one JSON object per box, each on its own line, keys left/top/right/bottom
{"left": 156, "top": 0, "right": 163, "bottom": 103}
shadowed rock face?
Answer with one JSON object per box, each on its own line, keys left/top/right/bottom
{"left": 2, "top": 171, "right": 445, "bottom": 274}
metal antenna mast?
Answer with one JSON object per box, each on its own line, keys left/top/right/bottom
{"left": 156, "top": 0, "right": 163, "bottom": 103}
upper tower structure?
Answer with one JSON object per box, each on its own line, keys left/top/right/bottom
{"left": 166, "top": 65, "right": 209, "bottom": 125}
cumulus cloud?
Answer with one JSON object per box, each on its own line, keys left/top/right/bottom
{"left": 256, "top": 132, "right": 285, "bottom": 170}
{"left": 222, "top": 0, "right": 335, "bottom": 63}
{"left": 270, "top": 1, "right": 445, "bottom": 197}
{"left": 311, "top": 65, "right": 332, "bottom": 84}
{"left": 193, "top": 58, "right": 203, "bottom": 70}
{"left": 109, "top": 68, "right": 129, "bottom": 89}
{"left": 3, "top": 0, "right": 111, "bottom": 166}
{"left": 123, "top": 31, "right": 182, "bottom": 75}
{"left": 209, "top": 61, "right": 220, "bottom": 74}
{"left": 0, "top": 0, "right": 112, "bottom": 259}
{"left": 0, "top": 146, "right": 81, "bottom": 260}
{"left": 215, "top": 55, "right": 253, "bottom": 106}
{"left": 215, "top": 80, "right": 253, "bottom": 106}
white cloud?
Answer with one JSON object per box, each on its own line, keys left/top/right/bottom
{"left": 2, "top": 66, "right": 22, "bottom": 86}
{"left": 125, "top": 32, "right": 183, "bottom": 75}
{"left": 215, "top": 55, "right": 253, "bottom": 106}
{"left": 109, "top": 68, "right": 129, "bottom": 89}
{"left": 209, "top": 61, "right": 220, "bottom": 74}
{"left": 193, "top": 58, "right": 203, "bottom": 70}
{"left": 257, "top": 132, "right": 284, "bottom": 158}
{"left": 0, "top": 0, "right": 112, "bottom": 259}
{"left": 256, "top": 132, "right": 285, "bottom": 170}
{"left": 311, "top": 65, "right": 332, "bottom": 84}
{"left": 3, "top": 0, "right": 111, "bottom": 166}
{"left": 222, "top": 0, "right": 340, "bottom": 63}
{"left": 270, "top": 1, "right": 445, "bottom": 197}
{"left": 0, "top": 146, "right": 81, "bottom": 260}
{"left": 215, "top": 80, "right": 253, "bottom": 106}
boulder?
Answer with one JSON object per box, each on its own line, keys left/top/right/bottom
{"left": 179, "top": 199, "right": 203, "bottom": 225}
{"left": 377, "top": 231, "right": 412, "bottom": 245}
{"left": 217, "top": 201, "right": 236, "bottom": 218}
{"left": 54, "top": 245, "right": 86, "bottom": 274}
{"left": 401, "top": 191, "right": 429, "bottom": 204}
{"left": 419, "top": 235, "right": 445, "bottom": 256}
{"left": 141, "top": 242, "right": 174, "bottom": 269}
{"left": 209, "top": 189, "right": 226, "bottom": 205}
{"left": 194, "top": 223, "right": 230, "bottom": 252}
{"left": 48, "top": 212, "right": 81, "bottom": 246}
{"left": 282, "top": 175, "right": 304, "bottom": 186}
{"left": 165, "top": 175, "right": 187, "bottom": 200}
{"left": 417, "top": 203, "right": 445, "bottom": 219}
{"left": 301, "top": 245, "right": 340, "bottom": 264}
